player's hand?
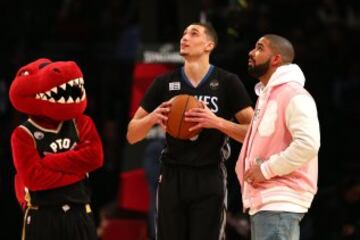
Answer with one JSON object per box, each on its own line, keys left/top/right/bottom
{"left": 184, "top": 101, "right": 220, "bottom": 131}
{"left": 149, "top": 100, "right": 171, "bottom": 131}
{"left": 244, "top": 163, "right": 266, "bottom": 185}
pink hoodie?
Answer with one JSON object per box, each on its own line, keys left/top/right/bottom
{"left": 236, "top": 64, "right": 320, "bottom": 215}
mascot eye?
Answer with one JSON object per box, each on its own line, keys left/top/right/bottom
{"left": 19, "top": 70, "right": 30, "bottom": 76}
{"left": 39, "top": 62, "right": 50, "bottom": 69}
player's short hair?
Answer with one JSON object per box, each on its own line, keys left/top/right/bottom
{"left": 264, "top": 34, "right": 295, "bottom": 64}
{"left": 191, "top": 22, "right": 218, "bottom": 48}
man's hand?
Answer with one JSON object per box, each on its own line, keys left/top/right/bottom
{"left": 244, "top": 163, "right": 266, "bottom": 184}
{"left": 184, "top": 102, "right": 220, "bottom": 131}
{"left": 149, "top": 100, "right": 172, "bottom": 131}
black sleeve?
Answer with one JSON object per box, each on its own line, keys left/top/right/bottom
{"left": 226, "top": 73, "right": 252, "bottom": 116}
{"left": 140, "top": 76, "right": 165, "bottom": 113}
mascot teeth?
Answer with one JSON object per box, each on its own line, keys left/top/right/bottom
{"left": 81, "top": 91, "right": 86, "bottom": 100}
{"left": 67, "top": 96, "right": 74, "bottom": 103}
{"left": 58, "top": 97, "right": 66, "bottom": 103}
{"left": 51, "top": 87, "right": 57, "bottom": 94}
{"left": 34, "top": 77, "right": 85, "bottom": 104}
{"left": 60, "top": 83, "right": 67, "bottom": 90}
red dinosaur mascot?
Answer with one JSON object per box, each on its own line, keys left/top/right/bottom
{"left": 9, "top": 58, "right": 103, "bottom": 240}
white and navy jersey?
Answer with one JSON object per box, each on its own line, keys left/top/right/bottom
{"left": 141, "top": 65, "right": 252, "bottom": 167}
{"left": 21, "top": 119, "right": 91, "bottom": 205}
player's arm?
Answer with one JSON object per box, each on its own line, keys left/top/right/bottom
{"left": 224, "top": 73, "right": 254, "bottom": 142}
{"left": 127, "top": 102, "right": 170, "bottom": 144}
{"left": 219, "top": 106, "right": 253, "bottom": 142}
{"left": 127, "top": 76, "right": 170, "bottom": 144}
{"left": 186, "top": 104, "right": 253, "bottom": 143}
{"left": 11, "top": 127, "right": 85, "bottom": 191}
{"left": 41, "top": 115, "right": 104, "bottom": 174}
{"left": 186, "top": 72, "right": 253, "bottom": 143}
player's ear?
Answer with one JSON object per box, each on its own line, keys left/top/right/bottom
{"left": 205, "top": 41, "right": 215, "bottom": 52}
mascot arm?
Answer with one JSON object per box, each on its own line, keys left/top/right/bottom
{"left": 41, "top": 115, "right": 104, "bottom": 174}
{"left": 14, "top": 174, "right": 26, "bottom": 209}
{"left": 11, "top": 127, "right": 85, "bottom": 191}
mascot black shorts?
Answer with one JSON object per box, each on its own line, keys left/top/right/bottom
{"left": 22, "top": 204, "right": 97, "bottom": 240}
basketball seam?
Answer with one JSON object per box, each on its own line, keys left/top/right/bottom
{"left": 177, "top": 95, "right": 190, "bottom": 138}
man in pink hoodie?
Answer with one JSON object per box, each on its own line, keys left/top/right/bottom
{"left": 236, "top": 34, "right": 320, "bottom": 240}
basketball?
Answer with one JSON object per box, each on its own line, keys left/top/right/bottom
{"left": 166, "top": 94, "right": 203, "bottom": 140}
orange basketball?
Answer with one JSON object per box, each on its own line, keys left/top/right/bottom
{"left": 166, "top": 94, "right": 203, "bottom": 140}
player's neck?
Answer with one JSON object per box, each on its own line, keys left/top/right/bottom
{"left": 183, "top": 58, "right": 211, "bottom": 87}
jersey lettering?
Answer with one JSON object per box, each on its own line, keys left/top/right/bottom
{"left": 49, "top": 138, "right": 71, "bottom": 152}
{"left": 195, "top": 95, "right": 219, "bottom": 113}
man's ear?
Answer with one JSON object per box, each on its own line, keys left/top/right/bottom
{"left": 271, "top": 54, "right": 283, "bottom": 67}
{"left": 205, "top": 41, "right": 215, "bottom": 52}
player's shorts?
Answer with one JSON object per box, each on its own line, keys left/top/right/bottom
{"left": 156, "top": 163, "right": 227, "bottom": 240}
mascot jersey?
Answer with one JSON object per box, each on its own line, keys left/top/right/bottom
{"left": 9, "top": 58, "right": 103, "bottom": 207}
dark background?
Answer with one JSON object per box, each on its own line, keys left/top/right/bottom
{"left": 0, "top": 0, "right": 359, "bottom": 239}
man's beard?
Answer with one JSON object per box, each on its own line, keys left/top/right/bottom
{"left": 248, "top": 59, "right": 270, "bottom": 78}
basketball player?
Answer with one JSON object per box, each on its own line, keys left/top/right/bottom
{"left": 127, "top": 23, "right": 253, "bottom": 240}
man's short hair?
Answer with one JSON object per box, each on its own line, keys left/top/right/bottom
{"left": 264, "top": 34, "right": 295, "bottom": 64}
{"left": 191, "top": 22, "right": 218, "bottom": 48}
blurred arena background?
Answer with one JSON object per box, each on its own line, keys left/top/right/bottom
{"left": 0, "top": 0, "right": 359, "bottom": 239}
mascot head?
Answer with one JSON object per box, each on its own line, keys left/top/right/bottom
{"left": 9, "top": 58, "right": 87, "bottom": 121}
